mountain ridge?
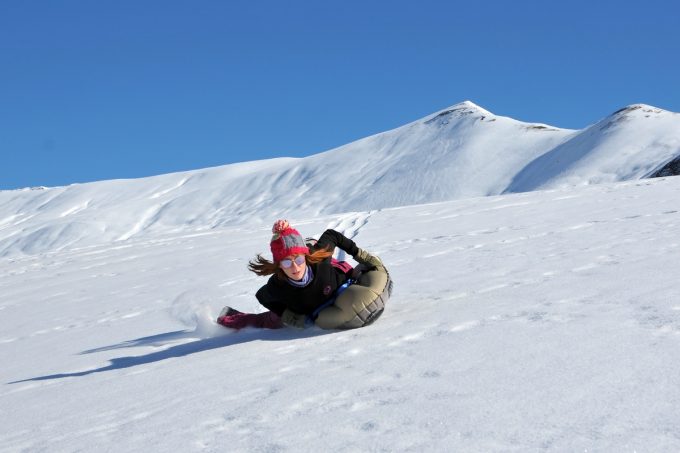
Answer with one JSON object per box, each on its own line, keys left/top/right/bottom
{"left": 1, "top": 101, "right": 679, "bottom": 257}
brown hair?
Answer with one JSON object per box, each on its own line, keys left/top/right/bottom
{"left": 248, "top": 247, "right": 334, "bottom": 279}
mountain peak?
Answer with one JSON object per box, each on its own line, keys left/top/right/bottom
{"left": 424, "top": 101, "right": 494, "bottom": 125}
{"left": 592, "top": 103, "right": 676, "bottom": 134}
{"left": 610, "top": 103, "right": 669, "bottom": 117}
{"left": 447, "top": 100, "right": 493, "bottom": 115}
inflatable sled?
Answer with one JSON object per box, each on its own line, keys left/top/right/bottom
{"left": 313, "top": 259, "right": 393, "bottom": 330}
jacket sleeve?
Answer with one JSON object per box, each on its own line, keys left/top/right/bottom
{"left": 255, "top": 283, "right": 287, "bottom": 316}
{"left": 315, "top": 229, "right": 360, "bottom": 257}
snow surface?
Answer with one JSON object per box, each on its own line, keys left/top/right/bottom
{"left": 3, "top": 176, "right": 680, "bottom": 452}
{"left": 2, "top": 101, "right": 679, "bottom": 258}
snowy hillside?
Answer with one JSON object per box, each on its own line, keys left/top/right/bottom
{"left": 2, "top": 176, "right": 680, "bottom": 452}
{"left": 506, "top": 104, "right": 680, "bottom": 192}
{"left": 2, "top": 101, "right": 679, "bottom": 258}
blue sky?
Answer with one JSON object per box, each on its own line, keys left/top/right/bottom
{"left": 2, "top": 0, "right": 679, "bottom": 189}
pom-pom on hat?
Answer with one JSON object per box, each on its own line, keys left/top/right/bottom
{"left": 270, "top": 219, "right": 309, "bottom": 262}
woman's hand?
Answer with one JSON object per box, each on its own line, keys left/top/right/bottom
{"left": 281, "top": 309, "right": 308, "bottom": 329}
{"left": 353, "top": 248, "right": 383, "bottom": 268}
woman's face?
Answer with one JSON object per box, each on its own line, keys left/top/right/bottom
{"left": 280, "top": 254, "right": 307, "bottom": 281}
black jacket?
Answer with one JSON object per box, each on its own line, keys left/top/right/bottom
{"left": 256, "top": 229, "right": 359, "bottom": 316}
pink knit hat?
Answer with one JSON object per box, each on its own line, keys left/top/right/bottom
{"left": 270, "top": 219, "right": 309, "bottom": 262}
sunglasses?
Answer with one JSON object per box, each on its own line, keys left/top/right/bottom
{"left": 280, "top": 255, "right": 306, "bottom": 268}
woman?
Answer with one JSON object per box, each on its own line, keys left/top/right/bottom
{"left": 217, "top": 219, "right": 392, "bottom": 330}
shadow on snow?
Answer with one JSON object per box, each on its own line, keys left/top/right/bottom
{"left": 9, "top": 327, "right": 332, "bottom": 384}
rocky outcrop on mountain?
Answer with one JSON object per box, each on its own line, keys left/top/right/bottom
{"left": 649, "top": 155, "right": 680, "bottom": 178}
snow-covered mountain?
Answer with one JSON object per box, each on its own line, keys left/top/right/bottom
{"left": 1, "top": 101, "right": 679, "bottom": 257}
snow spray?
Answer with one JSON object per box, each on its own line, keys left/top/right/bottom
{"left": 169, "top": 289, "right": 229, "bottom": 338}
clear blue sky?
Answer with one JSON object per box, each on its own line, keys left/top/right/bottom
{"left": 2, "top": 0, "right": 679, "bottom": 189}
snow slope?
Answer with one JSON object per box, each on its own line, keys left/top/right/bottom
{"left": 2, "top": 101, "right": 679, "bottom": 258}
{"left": 507, "top": 104, "right": 680, "bottom": 192}
{"left": 2, "top": 176, "right": 680, "bottom": 452}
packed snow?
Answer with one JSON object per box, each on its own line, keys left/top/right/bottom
{"left": 2, "top": 175, "right": 680, "bottom": 451}
{"left": 1, "top": 101, "right": 679, "bottom": 258}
